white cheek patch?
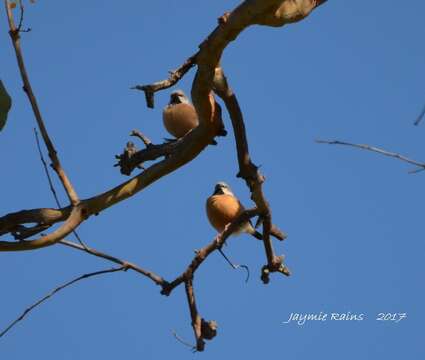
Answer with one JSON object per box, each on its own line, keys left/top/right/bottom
{"left": 178, "top": 96, "right": 190, "bottom": 104}
{"left": 222, "top": 188, "right": 235, "bottom": 196}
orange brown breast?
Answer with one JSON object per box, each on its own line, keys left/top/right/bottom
{"left": 162, "top": 103, "right": 199, "bottom": 138}
{"left": 206, "top": 194, "right": 245, "bottom": 232}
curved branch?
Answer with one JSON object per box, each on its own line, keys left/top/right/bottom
{"left": 2, "top": 0, "right": 326, "bottom": 351}
{"left": 213, "top": 67, "right": 289, "bottom": 277}
{"left": 0, "top": 266, "right": 125, "bottom": 338}
{"left": 1, "top": 0, "right": 323, "bottom": 258}
{"left": 60, "top": 239, "right": 166, "bottom": 286}
{"left": 414, "top": 102, "right": 425, "bottom": 126}
{"left": 132, "top": 53, "right": 198, "bottom": 108}
{"left": 0, "top": 205, "right": 85, "bottom": 251}
{"left": 255, "top": 0, "right": 327, "bottom": 27}
{"left": 5, "top": 0, "right": 79, "bottom": 205}
{"left": 316, "top": 139, "right": 425, "bottom": 174}
{"left": 185, "top": 278, "right": 204, "bottom": 352}
{"left": 0, "top": 207, "right": 70, "bottom": 236}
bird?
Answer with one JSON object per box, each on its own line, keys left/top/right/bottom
{"left": 206, "top": 182, "right": 286, "bottom": 241}
{"left": 162, "top": 90, "right": 227, "bottom": 143}
{"left": 162, "top": 90, "right": 199, "bottom": 139}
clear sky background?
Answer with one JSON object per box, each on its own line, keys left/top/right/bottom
{"left": 1, "top": 1, "right": 424, "bottom": 359}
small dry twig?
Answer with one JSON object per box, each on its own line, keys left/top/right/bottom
{"left": 59, "top": 239, "right": 166, "bottom": 286}
{"left": 132, "top": 53, "right": 198, "bottom": 108}
{"left": 172, "top": 330, "right": 196, "bottom": 351}
{"left": 34, "top": 128, "right": 89, "bottom": 249}
{"left": 218, "top": 248, "right": 250, "bottom": 283}
{"left": 0, "top": 266, "right": 125, "bottom": 338}
{"left": 316, "top": 139, "right": 425, "bottom": 174}
{"left": 130, "top": 129, "right": 152, "bottom": 147}
{"left": 414, "top": 102, "right": 425, "bottom": 126}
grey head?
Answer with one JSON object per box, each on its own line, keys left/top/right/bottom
{"left": 213, "top": 181, "right": 234, "bottom": 196}
{"left": 169, "top": 89, "right": 190, "bottom": 105}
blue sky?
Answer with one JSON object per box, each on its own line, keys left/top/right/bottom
{"left": 1, "top": 1, "right": 424, "bottom": 358}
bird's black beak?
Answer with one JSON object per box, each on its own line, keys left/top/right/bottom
{"left": 213, "top": 184, "right": 222, "bottom": 195}
{"left": 169, "top": 94, "right": 178, "bottom": 105}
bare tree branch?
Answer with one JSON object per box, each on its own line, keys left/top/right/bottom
{"left": 172, "top": 330, "right": 196, "bottom": 351}
{"left": 132, "top": 53, "right": 198, "bottom": 108}
{"left": 59, "top": 239, "right": 166, "bottom": 286}
{"left": 0, "top": 207, "right": 70, "bottom": 237}
{"left": 213, "top": 67, "right": 289, "bottom": 280}
{"left": 34, "top": 128, "right": 61, "bottom": 208}
{"left": 2, "top": 0, "right": 326, "bottom": 350}
{"left": 60, "top": 212, "right": 262, "bottom": 352}
{"left": 61, "top": 210, "right": 260, "bottom": 295}
{"left": 161, "top": 208, "right": 261, "bottom": 296}
{"left": 1, "top": 0, "right": 86, "bottom": 250}
{"left": 184, "top": 278, "right": 204, "bottom": 351}
{"left": 15, "top": 0, "right": 26, "bottom": 32}
{"left": 34, "top": 128, "right": 89, "bottom": 249}
{"left": 58, "top": 209, "right": 266, "bottom": 351}
{"left": 5, "top": 0, "right": 79, "bottom": 205}
{"left": 2, "top": 210, "right": 258, "bottom": 346}
{"left": 130, "top": 129, "right": 153, "bottom": 147}
{"left": 184, "top": 277, "right": 219, "bottom": 352}
{"left": 0, "top": 204, "right": 87, "bottom": 251}
{"left": 316, "top": 139, "right": 425, "bottom": 173}
{"left": 1, "top": 0, "right": 324, "bottom": 252}
{"left": 0, "top": 266, "right": 125, "bottom": 339}
{"left": 114, "top": 136, "right": 181, "bottom": 176}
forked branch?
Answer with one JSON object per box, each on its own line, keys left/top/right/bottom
{"left": 1, "top": 0, "right": 324, "bottom": 252}
{"left": 132, "top": 53, "right": 198, "bottom": 108}
{"left": 2, "top": 0, "right": 326, "bottom": 351}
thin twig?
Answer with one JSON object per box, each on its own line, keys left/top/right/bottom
{"left": 59, "top": 239, "right": 166, "bottom": 286}
{"left": 218, "top": 248, "right": 250, "bottom": 283}
{"left": 34, "top": 128, "right": 89, "bottom": 249}
{"left": 172, "top": 330, "right": 196, "bottom": 351}
{"left": 16, "top": 0, "right": 24, "bottom": 31}
{"left": 414, "top": 102, "right": 425, "bottom": 126}
{"left": 0, "top": 266, "right": 125, "bottom": 338}
{"left": 316, "top": 139, "right": 425, "bottom": 173}
{"left": 34, "top": 127, "right": 61, "bottom": 207}
{"left": 130, "top": 129, "right": 152, "bottom": 147}
{"left": 184, "top": 278, "right": 204, "bottom": 352}
{"left": 407, "top": 166, "right": 425, "bottom": 174}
